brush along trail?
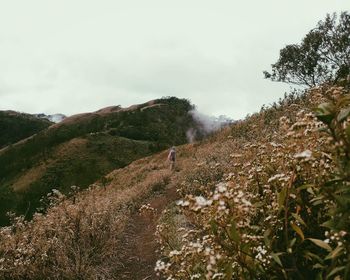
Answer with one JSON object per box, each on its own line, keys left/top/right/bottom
{"left": 111, "top": 142, "right": 223, "bottom": 279}
{"left": 115, "top": 169, "right": 180, "bottom": 279}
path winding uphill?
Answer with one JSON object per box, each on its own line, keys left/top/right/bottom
{"left": 0, "top": 133, "right": 217, "bottom": 279}
{"left": 110, "top": 144, "right": 200, "bottom": 279}
{"left": 116, "top": 176, "right": 179, "bottom": 279}
{"left": 110, "top": 141, "right": 221, "bottom": 279}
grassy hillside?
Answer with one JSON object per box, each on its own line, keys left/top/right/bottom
{"left": 0, "top": 111, "right": 52, "bottom": 149}
{"left": 1, "top": 85, "right": 349, "bottom": 279}
{"left": 156, "top": 85, "right": 350, "bottom": 279}
{"left": 0, "top": 97, "right": 199, "bottom": 225}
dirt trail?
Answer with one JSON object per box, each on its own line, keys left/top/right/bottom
{"left": 116, "top": 172, "right": 179, "bottom": 280}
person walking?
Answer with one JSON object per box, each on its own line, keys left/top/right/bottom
{"left": 167, "top": 146, "right": 176, "bottom": 171}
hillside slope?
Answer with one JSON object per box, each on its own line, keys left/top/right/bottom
{"left": 0, "top": 111, "right": 52, "bottom": 149}
{"left": 0, "top": 97, "right": 201, "bottom": 225}
{"left": 1, "top": 85, "right": 349, "bottom": 279}
{"left": 155, "top": 85, "right": 350, "bottom": 279}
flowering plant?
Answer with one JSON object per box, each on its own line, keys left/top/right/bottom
{"left": 156, "top": 86, "right": 350, "bottom": 279}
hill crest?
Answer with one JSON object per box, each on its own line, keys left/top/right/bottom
{"left": 0, "top": 97, "right": 207, "bottom": 225}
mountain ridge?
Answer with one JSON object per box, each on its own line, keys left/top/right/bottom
{"left": 1, "top": 85, "right": 350, "bottom": 279}
{"left": 0, "top": 110, "right": 52, "bottom": 149}
{"left": 0, "top": 97, "right": 208, "bottom": 225}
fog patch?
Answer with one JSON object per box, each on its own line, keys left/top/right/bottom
{"left": 186, "top": 128, "right": 197, "bottom": 143}
{"left": 187, "top": 109, "right": 232, "bottom": 143}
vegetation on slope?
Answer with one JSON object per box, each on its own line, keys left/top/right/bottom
{"left": 1, "top": 84, "right": 349, "bottom": 279}
{"left": 0, "top": 111, "right": 52, "bottom": 149}
{"left": 156, "top": 85, "right": 350, "bottom": 279}
{"left": 0, "top": 97, "right": 198, "bottom": 225}
{"left": 154, "top": 11, "right": 350, "bottom": 277}
{"left": 0, "top": 148, "right": 176, "bottom": 279}
{"left": 0, "top": 11, "right": 348, "bottom": 277}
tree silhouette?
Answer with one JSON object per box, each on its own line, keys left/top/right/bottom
{"left": 264, "top": 12, "right": 350, "bottom": 87}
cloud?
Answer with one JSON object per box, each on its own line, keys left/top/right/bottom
{"left": 0, "top": 0, "right": 348, "bottom": 118}
{"left": 187, "top": 109, "right": 232, "bottom": 143}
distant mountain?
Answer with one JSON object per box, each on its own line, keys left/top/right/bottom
{"left": 0, "top": 111, "right": 52, "bottom": 149}
{"left": 0, "top": 97, "right": 203, "bottom": 225}
{"left": 34, "top": 113, "right": 66, "bottom": 123}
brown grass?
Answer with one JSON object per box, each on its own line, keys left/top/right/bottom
{"left": 1, "top": 86, "right": 340, "bottom": 279}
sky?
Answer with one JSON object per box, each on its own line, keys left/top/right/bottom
{"left": 0, "top": 1, "right": 349, "bottom": 119}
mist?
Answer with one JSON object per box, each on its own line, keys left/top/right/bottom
{"left": 187, "top": 109, "right": 232, "bottom": 143}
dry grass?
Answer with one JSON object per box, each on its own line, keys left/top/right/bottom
{"left": 3, "top": 85, "right": 349, "bottom": 279}
{"left": 0, "top": 149, "right": 173, "bottom": 279}
{"left": 155, "top": 85, "right": 350, "bottom": 279}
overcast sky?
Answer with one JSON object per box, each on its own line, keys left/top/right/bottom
{"left": 0, "top": 1, "right": 349, "bottom": 119}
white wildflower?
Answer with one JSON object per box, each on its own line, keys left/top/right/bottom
{"left": 169, "top": 250, "right": 181, "bottom": 257}
{"left": 176, "top": 200, "right": 190, "bottom": 207}
{"left": 268, "top": 174, "right": 286, "bottom": 183}
{"left": 216, "top": 183, "right": 227, "bottom": 193}
{"left": 213, "top": 273, "right": 224, "bottom": 279}
{"left": 294, "top": 150, "right": 312, "bottom": 159}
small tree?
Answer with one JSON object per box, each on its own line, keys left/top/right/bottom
{"left": 264, "top": 11, "right": 350, "bottom": 87}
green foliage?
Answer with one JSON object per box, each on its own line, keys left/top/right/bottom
{"left": 0, "top": 98, "right": 198, "bottom": 225}
{"left": 264, "top": 12, "right": 350, "bottom": 87}
{"left": 0, "top": 111, "right": 51, "bottom": 149}
{"left": 311, "top": 91, "right": 350, "bottom": 279}
{"left": 109, "top": 97, "right": 195, "bottom": 144}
